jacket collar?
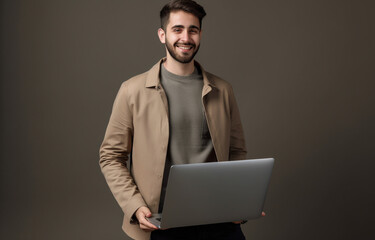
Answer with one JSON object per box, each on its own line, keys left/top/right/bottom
{"left": 145, "top": 58, "right": 216, "bottom": 89}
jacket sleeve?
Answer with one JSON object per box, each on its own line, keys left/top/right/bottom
{"left": 228, "top": 85, "right": 247, "bottom": 160}
{"left": 99, "top": 82, "right": 146, "bottom": 224}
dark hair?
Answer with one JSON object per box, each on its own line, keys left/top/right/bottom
{"left": 160, "top": 0, "right": 206, "bottom": 30}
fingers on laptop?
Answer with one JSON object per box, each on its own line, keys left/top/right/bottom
{"left": 136, "top": 206, "right": 158, "bottom": 231}
{"left": 140, "top": 219, "right": 157, "bottom": 231}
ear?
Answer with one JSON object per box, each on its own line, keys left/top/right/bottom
{"left": 158, "top": 28, "right": 166, "bottom": 44}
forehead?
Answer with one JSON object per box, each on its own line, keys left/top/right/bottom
{"left": 167, "top": 10, "right": 200, "bottom": 28}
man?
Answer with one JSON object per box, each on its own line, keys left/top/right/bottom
{"left": 99, "top": 1, "right": 251, "bottom": 239}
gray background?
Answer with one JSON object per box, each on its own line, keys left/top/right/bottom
{"left": 1, "top": 0, "right": 374, "bottom": 239}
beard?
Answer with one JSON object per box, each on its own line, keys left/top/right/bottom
{"left": 165, "top": 39, "right": 200, "bottom": 64}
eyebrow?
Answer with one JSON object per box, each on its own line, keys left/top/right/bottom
{"left": 171, "top": 25, "right": 200, "bottom": 30}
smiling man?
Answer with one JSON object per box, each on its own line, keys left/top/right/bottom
{"left": 160, "top": 11, "right": 201, "bottom": 65}
{"left": 99, "top": 1, "right": 248, "bottom": 239}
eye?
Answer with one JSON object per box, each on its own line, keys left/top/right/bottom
{"left": 173, "top": 28, "right": 182, "bottom": 33}
{"left": 189, "top": 29, "right": 199, "bottom": 34}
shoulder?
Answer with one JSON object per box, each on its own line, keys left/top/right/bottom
{"left": 204, "top": 70, "right": 234, "bottom": 93}
{"left": 120, "top": 71, "right": 148, "bottom": 90}
{"left": 113, "top": 71, "right": 150, "bottom": 105}
{"left": 118, "top": 67, "right": 156, "bottom": 99}
{"left": 119, "top": 60, "right": 161, "bottom": 92}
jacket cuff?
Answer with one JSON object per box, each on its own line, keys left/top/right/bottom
{"left": 123, "top": 195, "right": 147, "bottom": 225}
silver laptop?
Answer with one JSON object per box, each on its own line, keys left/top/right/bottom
{"left": 147, "top": 158, "right": 274, "bottom": 229}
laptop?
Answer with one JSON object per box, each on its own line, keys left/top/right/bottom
{"left": 147, "top": 158, "right": 274, "bottom": 229}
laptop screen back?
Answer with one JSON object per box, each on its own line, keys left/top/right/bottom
{"left": 159, "top": 158, "right": 274, "bottom": 228}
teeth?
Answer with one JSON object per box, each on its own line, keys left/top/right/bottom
{"left": 179, "top": 46, "right": 191, "bottom": 50}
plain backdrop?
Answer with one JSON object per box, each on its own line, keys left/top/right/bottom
{"left": 1, "top": 0, "right": 374, "bottom": 239}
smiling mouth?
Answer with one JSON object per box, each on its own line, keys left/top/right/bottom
{"left": 175, "top": 43, "right": 194, "bottom": 51}
{"left": 179, "top": 46, "right": 192, "bottom": 50}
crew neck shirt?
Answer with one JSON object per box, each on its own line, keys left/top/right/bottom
{"left": 158, "top": 63, "right": 216, "bottom": 211}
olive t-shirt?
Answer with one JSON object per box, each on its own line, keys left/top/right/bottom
{"left": 158, "top": 63, "right": 216, "bottom": 211}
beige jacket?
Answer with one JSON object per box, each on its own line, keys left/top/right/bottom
{"left": 99, "top": 59, "right": 247, "bottom": 240}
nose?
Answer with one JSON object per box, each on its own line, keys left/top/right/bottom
{"left": 180, "top": 29, "right": 190, "bottom": 42}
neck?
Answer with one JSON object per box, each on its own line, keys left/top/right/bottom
{"left": 163, "top": 55, "right": 195, "bottom": 76}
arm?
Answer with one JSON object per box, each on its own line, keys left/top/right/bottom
{"left": 99, "top": 82, "right": 147, "bottom": 224}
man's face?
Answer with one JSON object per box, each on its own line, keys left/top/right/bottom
{"left": 159, "top": 11, "right": 202, "bottom": 64}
